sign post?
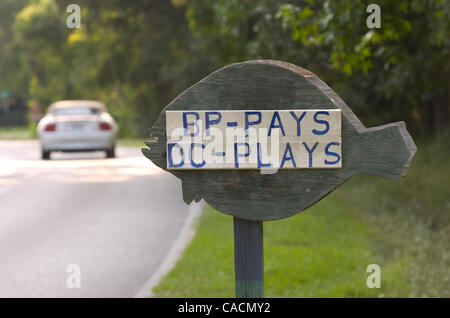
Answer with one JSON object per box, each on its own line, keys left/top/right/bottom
{"left": 142, "top": 60, "right": 416, "bottom": 297}
{"left": 234, "top": 218, "right": 264, "bottom": 298}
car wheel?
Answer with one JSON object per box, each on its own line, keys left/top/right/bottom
{"left": 42, "top": 150, "right": 51, "bottom": 160}
{"left": 106, "top": 147, "right": 115, "bottom": 158}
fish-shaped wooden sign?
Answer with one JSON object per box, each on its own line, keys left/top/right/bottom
{"left": 142, "top": 60, "right": 416, "bottom": 221}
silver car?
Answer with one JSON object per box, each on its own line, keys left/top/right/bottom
{"left": 37, "top": 100, "right": 118, "bottom": 160}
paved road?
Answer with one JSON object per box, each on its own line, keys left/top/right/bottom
{"left": 0, "top": 140, "right": 189, "bottom": 297}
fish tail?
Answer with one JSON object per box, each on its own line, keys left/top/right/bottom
{"left": 354, "top": 122, "right": 416, "bottom": 180}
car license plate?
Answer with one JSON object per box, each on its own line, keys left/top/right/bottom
{"left": 70, "top": 123, "right": 85, "bottom": 131}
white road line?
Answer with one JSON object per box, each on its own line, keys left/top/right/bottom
{"left": 133, "top": 199, "right": 205, "bottom": 298}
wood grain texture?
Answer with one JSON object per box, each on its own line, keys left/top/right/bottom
{"left": 165, "top": 109, "right": 342, "bottom": 169}
{"left": 142, "top": 60, "right": 417, "bottom": 221}
{"left": 234, "top": 217, "right": 264, "bottom": 298}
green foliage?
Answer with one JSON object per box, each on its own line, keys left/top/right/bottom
{"left": 0, "top": 1, "right": 447, "bottom": 137}
{"left": 186, "top": 0, "right": 449, "bottom": 136}
{"left": 0, "top": 0, "right": 204, "bottom": 137}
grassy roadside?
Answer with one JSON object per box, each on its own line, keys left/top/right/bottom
{"left": 153, "top": 199, "right": 409, "bottom": 297}
{"left": 152, "top": 132, "right": 449, "bottom": 297}
{"left": 0, "top": 126, "right": 34, "bottom": 140}
{"left": 116, "top": 139, "right": 147, "bottom": 148}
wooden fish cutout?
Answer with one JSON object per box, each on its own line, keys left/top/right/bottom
{"left": 142, "top": 60, "right": 416, "bottom": 221}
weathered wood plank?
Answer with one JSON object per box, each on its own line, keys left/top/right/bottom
{"left": 165, "top": 109, "right": 342, "bottom": 170}
{"left": 142, "top": 60, "right": 417, "bottom": 221}
{"left": 234, "top": 217, "right": 264, "bottom": 298}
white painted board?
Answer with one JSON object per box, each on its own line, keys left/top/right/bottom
{"left": 165, "top": 109, "right": 341, "bottom": 170}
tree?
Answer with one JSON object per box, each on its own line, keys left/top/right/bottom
{"left": 185, "top": 0, "right": 449, "bottom": 136}
{"left": 1, "top": 0, "right": 447, "bottom": 137}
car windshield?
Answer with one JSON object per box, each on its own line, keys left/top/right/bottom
{"left": 52, "top": 107, "right": 102, "bottom": 116}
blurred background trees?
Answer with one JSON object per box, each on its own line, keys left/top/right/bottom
{"left": 0, "top": 0, "right": 448, "bottom": 137}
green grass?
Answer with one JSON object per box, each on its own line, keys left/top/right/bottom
{"left": 0, "top": 125, "right": 34, "bottom": 140}
{"left": 117, "top": 138, "right": 147, "bottom": 148}
{"left": 336, "top": 131, "right": 450, "bottom": 297}
{"left": 153, "top": 132, "right": 449, "bottom": 298}
{"left": 153, "top": 199, "right": 409, "bottom": 298}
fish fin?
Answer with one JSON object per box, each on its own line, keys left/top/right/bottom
{"left": 354, "top": 122, "right": 417, "bottom": 180}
